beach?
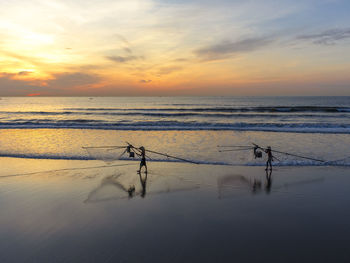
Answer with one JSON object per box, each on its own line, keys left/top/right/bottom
{"left": 0, "top": 157, "right": 350, "bottom": 262}
{"left": 0, "top": 97, "right": 349, "bottom": 262}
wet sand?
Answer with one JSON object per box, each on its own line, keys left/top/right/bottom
{"left": 0, "top": 157, "right": 349, "bottom": 263}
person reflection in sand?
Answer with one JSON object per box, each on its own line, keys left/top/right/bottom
{"left": 126, "top": 171, "right": 148, "bottom": 198}
{"left": 84, "top": 173, "right": 138, "bottom": 202}
{"left": 265, "top": 169, "right": 272, "bottom": 194}
{"left": 251, "top": 178, "right": 262, "bottom": 193}
{"left": 217, "top": 174, "right": 262, "bottom": 198}
{"left": 139, "top": 172, "right": 147, "bottom": 198}
{"left": 127, "top": 185, "right": 136, "bottom": 197}
{"left": 85, "top": 169, "right": 198, "bottom": 203}
{"left": 217, "top": 170, "right": 275, "bottom": 198}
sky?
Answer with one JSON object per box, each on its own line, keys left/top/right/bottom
{"left": 0, "top": 0, "right": 349, "bottom": 96}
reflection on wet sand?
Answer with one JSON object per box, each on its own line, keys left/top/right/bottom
{"left": 139, "top": 172, "right": 147, "bottom": 198}
{"left": 217, "top": 170, "right": 324, "bottom": 199}
{"left": 265, "top": 169, "right": 272, "bottom": 194}
{"left": 217, "top": 173, "right": 266, "bottom": 198}
{"left": 84, "top": 170, "right": 199, "bottom": 203}
{"left": 65, "top": 163, "right": 328, "bottom": 203}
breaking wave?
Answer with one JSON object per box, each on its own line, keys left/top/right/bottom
{"left": 0, "top": 120, "right": 349, "bottom": 133}
{"left": 1, "top": 97, "right": 349, "bottom": 134}
{"left": 0, "top": 152, "right": 349, "bottom": 166}
{"left": 1, "top": 110, "right": 349, "bottom": 119}
{"left": 64, "top": 106, "right": 350, "bottom": 113}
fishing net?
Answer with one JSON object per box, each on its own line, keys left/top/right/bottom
{"left": 84, "top": 146, "right": 141, "bottom": 164}
{"left": 218, "top": 144, "right": 327, "bottom": 166}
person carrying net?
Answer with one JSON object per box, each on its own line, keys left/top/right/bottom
{"left": 137, "top": 146, "right": 148, "bottom": 174}
{"left": 265, "top": 146, "right": 273, "bottom": 171}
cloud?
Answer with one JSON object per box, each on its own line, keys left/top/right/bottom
{"left": 123, "top": 47, "right": 132, "bottom": 54}
{"left": 194, "top": 37, "right": 273, "bottom": 61}
{"left": 18, "top": 71, "right": 33, "bottom": 76}
{"left": 106, "top": 55, "right": 143, "bottom": 63}
{"left": 113, "top": 34, "right": 134, "bottom": 54}
{"left": 2, "top": 51, "right": 44, "bottom": 67}
{"left": 114, "top": 34, "right": 131, "bottom": 46}
{"left": 140, "top": 79, "right": 152, "bottom": 83}
{"left": 173, "top": 58, "right": 189, "bottom": 62}
{"left": 157, "top": 66, "right": 182, "bottom": 75}
{"left": 0, "top": 71, "right": 103, "bottom": 96}
{"left": 47, "top": 72, "right": 100, "bottom": 88}
{"left": 297, "top": 28, "right": 350, "bottom": 45}
{"left": 0, "top": 73, "right": 45, "bottom": 96}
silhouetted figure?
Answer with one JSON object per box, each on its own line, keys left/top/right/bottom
{"left": 265, "top": 146, "right": 273, "bottom": 171}
{"left": 265, "top": 169, "right": 272, "bottom": 194}
{"left": 138, "top": 146, "right": 147, "bottom": 174}
{"left": 139, "top": 172, "right": 147, "bottom": 198}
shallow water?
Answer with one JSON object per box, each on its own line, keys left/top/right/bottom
{"left": 0, "top": 159, "right": 349, "bottom": 263}
{"left": 0, "top": 129, "right": 349, "bottom": 166}
{"left": 1, "top": 96, "right": 349, "bottom": 166}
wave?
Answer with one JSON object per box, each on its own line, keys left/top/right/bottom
{"left": 0, "top": 111, "right": 350, "bottom": 121}
{"left": 0, "top": 153, "right": 349, "bottom": 166}
{"left": 64, "top": 106, "right": 350, "bottom": 113}
{"left": 0, "top": 153, "right": 94, "bottom": 160}
{"left": 0, "top": 111, "right": 78, "bottom": 115}
{"left": 0, "top": 120, "right": 350, "bottom": 133}
{"left": 1, "top": 111, "right": 349, "bottom": 119}
{"left": 245, "top": 160, "right": 350, "bottom": 167}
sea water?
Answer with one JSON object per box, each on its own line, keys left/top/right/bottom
{"left": 0, "top": 96, "right": 349, "bottom": 166}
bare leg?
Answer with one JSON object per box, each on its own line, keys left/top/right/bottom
{"left": 138, "top": 163, "right": 142, "bottom": 173}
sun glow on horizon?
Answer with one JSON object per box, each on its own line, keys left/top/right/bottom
{"left": 0, "top": 0, "right": 349, "bottom": 96}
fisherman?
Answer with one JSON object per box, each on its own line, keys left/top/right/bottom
{"left": 265, "top": 146, "right": 273, "bottom": 171}
{"left": 138, "top": 146, "right": 148, "bottom": 174}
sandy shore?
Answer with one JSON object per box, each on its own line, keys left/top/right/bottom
{"left": 0, "top": 157, "right": 349, "bottom": 262}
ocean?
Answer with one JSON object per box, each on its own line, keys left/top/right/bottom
{"left": 1, "top": 96, "right": 350, "bottom": 132}
{"left": 0, "top": 96, "right": 349, "bottom": 166}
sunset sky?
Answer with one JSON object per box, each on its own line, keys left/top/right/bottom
{"left": 0, "top": 0, "right": 349, "bottom": 96}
